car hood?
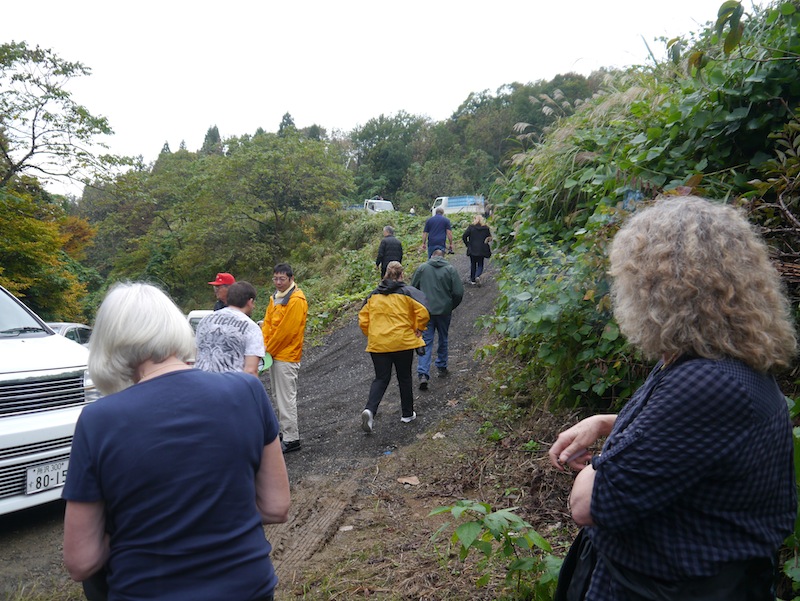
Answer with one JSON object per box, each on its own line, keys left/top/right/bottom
{"left": 0, "top": 334, "right": 89, "bottom": 375}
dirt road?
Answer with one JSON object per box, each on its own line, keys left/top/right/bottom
{"left": 0, "top": 253, "right": 497, "bottom": 599}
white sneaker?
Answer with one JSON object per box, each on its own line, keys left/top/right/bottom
{"left": 400, "top": 412, "right": 416, "bottom": 423}
{"left": 361, "top": 409, "right": 373, "bottom": 433}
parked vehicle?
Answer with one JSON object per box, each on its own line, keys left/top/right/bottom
{"left": 0, "top": 285, "right": 100, "bottom": 515}
{"left": 364, "top": 197, "right": 395, "bottom": 213}
{"left": 46, "top": 322, "right": 93, "bottom": 347}
{"left": 187, "top": 309, "right": 213, "bottom": 333}
{"left": 431, "top": 195, "right": 485, "bottom": 216}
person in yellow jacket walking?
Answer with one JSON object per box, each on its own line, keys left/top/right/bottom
{"left": 262, "top": 263, "right": 308, "bottom": 453}
{"left": 358, "top": 261, "right": 429, "bottom": 433}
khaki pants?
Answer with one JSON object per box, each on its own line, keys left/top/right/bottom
{"left": 269, "top": 360, "right": 300, "bottom": 443}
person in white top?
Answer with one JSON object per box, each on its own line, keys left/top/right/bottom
{"left": 194, "top": 281, "right": 265, "bottom": 376}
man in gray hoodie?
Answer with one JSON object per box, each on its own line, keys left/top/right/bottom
{"left": 411, "top": 247, "right": 464, "bottom": 389}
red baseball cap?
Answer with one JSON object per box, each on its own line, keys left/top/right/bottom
{"left": 208, "top": 273, "right": 235, "bottom": 286}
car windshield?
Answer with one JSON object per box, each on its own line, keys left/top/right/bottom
{"left": 0, "top": 291, "right": 47, "bottom": 337}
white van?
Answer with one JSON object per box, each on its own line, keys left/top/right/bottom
{"left": 364, "top": 198, "right": 395, "bottom": 213}
{"left": 0, "top": 285, "right": 99, "bottom": 515}
{"left": 187, "top": 309, "right": 213, "bottom": 333}
{"left": 431, "top": 195, "right": 485, "bottom": 216}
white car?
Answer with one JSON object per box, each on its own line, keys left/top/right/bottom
{"left": 0, "top": 286, "right": 100, "bottom": 515}
{"left": 187, "top": 310, "right": 213, "bottom": 333}
{"left": 46, "top": 322, "right": 93, "bottom": 347}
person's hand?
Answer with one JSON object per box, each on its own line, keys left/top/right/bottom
{"left": 548, "top": 414, "right": 616, "bottom": 472}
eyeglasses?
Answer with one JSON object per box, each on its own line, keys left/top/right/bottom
{"left": 272, "top": 276, "right": 289, "bottom": 283}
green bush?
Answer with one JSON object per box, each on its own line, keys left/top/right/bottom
{"left": 430, "top": 500, "right": 561, "bottom": 599}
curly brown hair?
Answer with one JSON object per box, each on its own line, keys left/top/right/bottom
{"left": 609, "top": 196, "right": 797, "bottom": 371}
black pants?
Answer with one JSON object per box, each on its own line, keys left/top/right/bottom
{"left": 469, "top": 256, "right": 485, "bottom": 282}
{"left": 366, "top": 350, "right": 414, "bottom": 418}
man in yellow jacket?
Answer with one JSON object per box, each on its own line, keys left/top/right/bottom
{"left": 262, "top": 263, "right": 308, "bottom": 453}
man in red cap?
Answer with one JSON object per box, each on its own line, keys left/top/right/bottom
{"left": 208, "top": 272, "right": 236, "bottom": 311}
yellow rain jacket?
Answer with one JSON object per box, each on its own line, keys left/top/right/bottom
{"left": 359, "top": 280, "right": 429, "bottom": 353}
{"left": 262, "top": 284, "right": 307, "bottom": 362}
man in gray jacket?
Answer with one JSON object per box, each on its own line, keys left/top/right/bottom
{"left": 411, "top": 247, "right": 464, "bottom": 389}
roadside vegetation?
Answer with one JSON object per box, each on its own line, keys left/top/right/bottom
{"left": 2, "top": 1, "right": 800, "bottom": 599}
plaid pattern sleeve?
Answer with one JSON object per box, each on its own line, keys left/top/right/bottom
{"left": 586, "top": 357, "right": 795, "bottom": 591}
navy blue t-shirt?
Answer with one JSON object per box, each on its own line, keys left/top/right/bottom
{"left": 63, "top": 369, "right": 280, "bottom": 601}
{"left": 423, "top": 214, "right": 452, "bottom": 248}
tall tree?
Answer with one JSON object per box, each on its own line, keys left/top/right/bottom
{"left": 200, "top": 125, "right": 222, "bottom": 155}
{"left": 278, "top": 113, "right": 296, "bottom": 137}
{"left": 350, "top": 111, "right": 429, "bottom": 197}
{"left": 0, "top": 41, "right": 113, "bottom": 187}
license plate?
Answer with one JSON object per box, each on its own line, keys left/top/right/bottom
{"left": 26, "top": 459, "right": 69, "bottom": 495}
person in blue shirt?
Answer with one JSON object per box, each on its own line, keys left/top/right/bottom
{"left": 421, "top": 207, "right": 453, "bottom": 257}
{"left": 549, "top": 197, "right": 797, "bottom": 601}
{"left": 63, "top": 282, "right": 290, "bottom": 601}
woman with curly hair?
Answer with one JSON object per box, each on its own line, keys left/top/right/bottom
{"left": 549, "top": 196, "right": 797, "bottom": 601}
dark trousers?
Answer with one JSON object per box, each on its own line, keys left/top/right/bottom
{"left": 469, "top": 256, "right": 485, "bottom": 282}
{"left": 366, "top": 350, "right": 414, "bottom": 418}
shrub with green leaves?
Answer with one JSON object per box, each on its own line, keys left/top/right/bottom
{"left": 489, "top": 0, "right": 800, "bottom": 410}
{"left": 430, "top": 500, "right": 561, "bottom": 599}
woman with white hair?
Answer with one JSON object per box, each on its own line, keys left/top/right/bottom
{"left": 63, "top": 282, "right": 290, "bottom": 601}
{"left": 549, "top": 196, "right": 797, "bottom": 600}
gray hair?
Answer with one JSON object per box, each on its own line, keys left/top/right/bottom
{"left": 435, "top": 207, "right": 444, "bottom": 215}
{"left": 88, "top": 282, "right": 195, "bottom": 395}
{"left": 383, "top": 225, "right": 394, "bottom": 235}
{"left": 610, "top": 196, "right": 796, "bottom": 370}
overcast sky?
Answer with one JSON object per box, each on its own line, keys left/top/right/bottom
{"left": 5, "top": 0, "right": 750, "bottom": 191}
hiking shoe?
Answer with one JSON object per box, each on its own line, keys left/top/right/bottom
{"left": 400, "top": 412, "right": 417, "bottom": 423}
{"left": 282, "top": 440, "right": 301, "bottom": 454}
{"left": 361, "top": 409, "right": 374, "bottom": 433}
{"left": 476, "top": 276, "right": 482, "bottom": 287}
{"left": 418, "top": 373, "right": 429, "bottom": 390}
{"left": 437, "top": 367, "right": 448, "bottom": 377}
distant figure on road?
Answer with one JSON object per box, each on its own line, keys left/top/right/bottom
{"left": 462, "top": 214, "right": 492, "bottom": 286}
{"left": 208, "top": 272, "right": 235, "bottom": 310}
{"left": 62, "top": 282, "right": 290, "bottom": 601}
{"left": 195, "top": 281, "right": 264, "bottom": 377}
{"left": 262, "top": 263, "right": 308, "bottom": 454}
{"left": 411, "top": 248, "right": 463, "bottom": 389}
{"left": 421, "top": 207, "right": 453, "bottom": 257}
{"left": 375, "top": 225, "right": 403, "bottom": 279}
{"left": 359, "top": 261, "right": 429, "bottom": 433}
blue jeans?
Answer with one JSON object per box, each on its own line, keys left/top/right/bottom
{"left": 417, "top": 314, "right": 451, "bottom": 375}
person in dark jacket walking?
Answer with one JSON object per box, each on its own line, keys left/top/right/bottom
{"left": 411, "top": 248, "right": 464, "bottom": 389}
{"left": 359, "top": 262, "right": 429, "bottom": 432}
{"left": 375, "top": 226, "right": 403, "bottom": 278}
{"left": 462, "top": 215, "right": 492, "bottom": 285}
